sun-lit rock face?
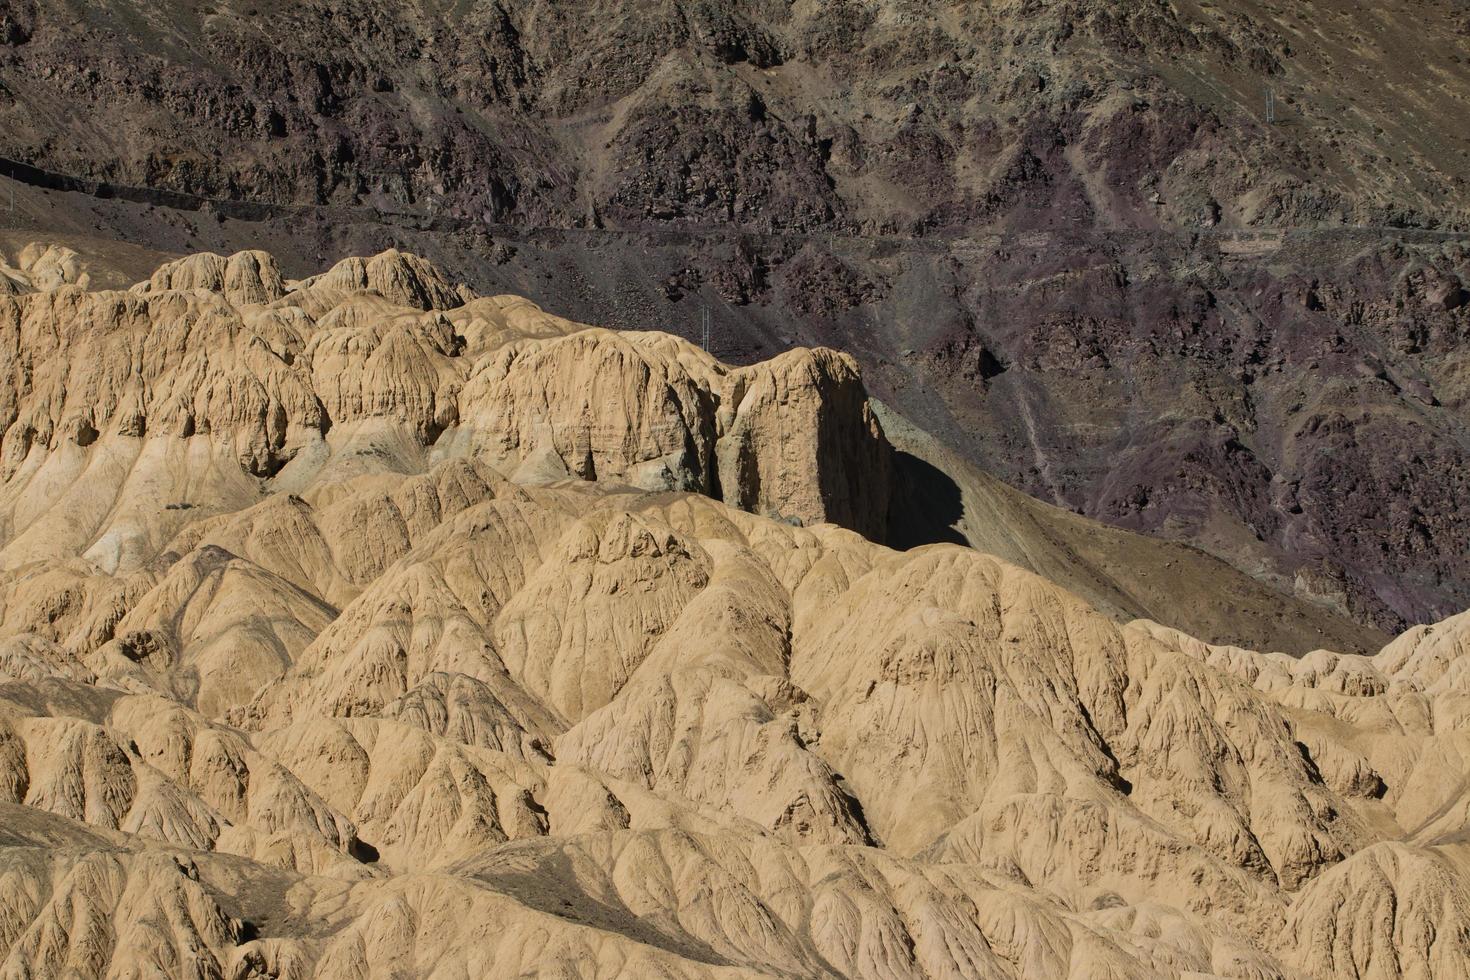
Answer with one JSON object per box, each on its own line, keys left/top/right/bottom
{"left": 0, "top": 248, "right": 894, "bottom": 575}
{"left": 133, "top": 249, "right": 287, "bottom": 307}
{"left": 0, "top": 248, "right": 1466, "bottom": 979}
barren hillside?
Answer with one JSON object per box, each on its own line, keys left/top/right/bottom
{"left": 2, "top": 0, "right": 1468, "bottom": 634}
{"left": 2, "top": 0, "right": 1467, "bottom": 230}
{"left": 0, "top": 248, "right": 1466, "bottom": 978}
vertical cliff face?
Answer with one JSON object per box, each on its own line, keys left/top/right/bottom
{"left": 716, "top": 347, "right": 891, "bottom": 537}
{"left": 0, "top": 246, "right": 1467, "bottom": 980}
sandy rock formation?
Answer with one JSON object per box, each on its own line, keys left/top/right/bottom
{"left": 285, "top": 250, "right": 477, "bottom": 317}
{"left": 717, "top": 348, "right": 891, "bottom": 536}
{"left": 14, "top": 243, "right": 87, "bottom": 291}
{"left": 0, "top": 247, "right": 1465, "bottom": 978}
{"left": 0, "top": 248, "right": 893, "bottom": 576}
{"left": 135, "top": 249, "right": 286, "bottom": 307}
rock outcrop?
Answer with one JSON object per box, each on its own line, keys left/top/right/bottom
{"left": 717, "top": 347, "right": 890, "bottom": 537}
{"left": 0, "top": 248, "right": 896, "bottom": 574}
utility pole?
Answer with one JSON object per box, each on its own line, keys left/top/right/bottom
{"left": 700, "top": 305, "right": 711, "bottom": 352}
{"left": 1265, "top": 88, "right": 1276, "bottom": 125}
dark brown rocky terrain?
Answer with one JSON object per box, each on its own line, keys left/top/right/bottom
{"left": 2, "top": 0, "right": 1469, "bottom": 638}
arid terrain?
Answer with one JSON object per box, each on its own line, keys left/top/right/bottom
{"left": 0, "top": 246, "right": 1466, "bottom": 978}
{"left": 2, "top": 1, "right": 1470, "bottom": 976}
{"left": 3, "top": 0, "right": 1470, "bottom": 636}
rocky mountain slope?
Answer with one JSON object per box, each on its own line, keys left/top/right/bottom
{"left": 0, "top": 242, "right": 1380, "bottom": 655}
{"left": 0, "top": 247, "right": 1467, "bottom": 978}
{"left": 2, "top": 0, "right": 1469, "bottom": 637}
{"left": 2, "top": 0, "right": 1466, "bottom": 231}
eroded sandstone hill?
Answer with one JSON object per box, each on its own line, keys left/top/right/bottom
{"left": 0, "top": 248, "right": 1467, "bottom": 979}
{"left": 0, "top": 242, "right": 1381, "bottom": 655}
{"left": 3, "top": 0, "right": 1470, "bottom": 639}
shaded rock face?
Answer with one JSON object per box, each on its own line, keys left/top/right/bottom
{"left": 864, "top": 233, "right": 1470, "bottom": 635}
{"left": 716, "top": 347, "right": 891, "bottom": 538}
{"left": 0, "top": 247, "right": 1468, "bottom": 978}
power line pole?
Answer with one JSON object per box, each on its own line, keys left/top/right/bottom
{"left": 700, "top": 305, "right": 711, "bottom": 352}
{"left": 1265, "top": 87, "right": 1276, "bottom": 125}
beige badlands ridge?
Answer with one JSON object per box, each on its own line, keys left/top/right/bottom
{"left": 0, "top": 245, "right": 1465, "bottom": 980}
